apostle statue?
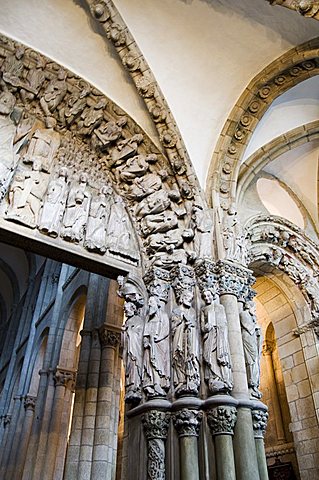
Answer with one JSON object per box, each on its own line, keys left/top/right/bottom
{"left": 201, "top": 289, "right": 233, "bottom": 394}
{"left": 143, "top": 294, "right": 170, "bottom": 398}
{"left": 6, "top": 158, "right": 47, "bottom": 228}
{"left": 84, "top": 184, "right": 113, "bottom": 253}
{"left": 171, "top": 286, "right": 200, "bottom": 396}
{"left": 240, "top": 300, "right": 263, "bottom": 399}
{"left": 61, "top": 172, "right": 91, "bottom": 243}
{"left": 0, "top": 89, "right": 17, "bottom": 200}
{"left": 38, "top": 167, "right": 69, "bottom": 237}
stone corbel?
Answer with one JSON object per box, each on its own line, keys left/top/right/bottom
{"left": 53, "top": 366, "right": 77, "bottom": 392}
{"left": 23, "top": 394, "right": 37, "bottom": 412}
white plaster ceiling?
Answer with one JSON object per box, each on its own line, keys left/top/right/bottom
{"left": 0, "top": 0, "right": 318, "bottom": 189}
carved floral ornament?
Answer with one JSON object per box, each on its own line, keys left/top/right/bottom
{"left": 0, "top": 34, "right": 208, "bottom": 273}
{"left": 207, "top": 38, "right": 319, "bottom": 212}
{"left": 246, "top": 215, "right": 319, "bottom": 336}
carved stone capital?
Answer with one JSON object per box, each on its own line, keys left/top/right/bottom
{"left": 195, "top": 259, "right": 218, "bottom": 294}
{"left": 252, "top": 409, "right": 268, "bottom": 439}
{"left": 54, "top": 367, "right": 76, "bottom": 391}
{"left": 98, "top": 324, "right": 121, "bottom": 348}
{"left": 216, "top": 260, "right": 255, "bottom": 300}
{"left": 80, "top": 329, "right": 92, "bottom": 338}
{"left": 142, "top": 410, "right": 171, "bottom": 440}
{"left": 173, "top": 409, "right": 203, "bottom": 437}
{"left": 24, "top": 395, "right": 37, "bottom": 411}
{"left": 207, "top": 406, "right": 237, "bottom": 436}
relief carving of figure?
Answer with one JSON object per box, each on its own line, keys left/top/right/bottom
{"left": 40, "top": 68, "right": 68, "bottom": 118}
{"left": 77, "top": 97, "right": 107, "bottom": 136}
{"left": 126, "top": 171, "right": 166, "bottom": 201}
{"left": 1, "top": 47, "right": 25, "bottom": 89}
{"left": 84, "top": 184, "right": 113, "bottom": 253}
{"left": 0, "top": 90, "right": 18, "bottom": 199}
{"left": 38, "top": 167, "right": 69, "bottom": 237}
{"left": 119, "top": 153, "right": 157, "bottom": 183}
{"left": 191, "top": 204, "right": 213, "bottom": 259}
{"left": 61, "top": 172, "right": 91, "bottom": 243}
{"left": 108, "top": 133, "right": 143, "bottom": 169}
{"left": 201, "top": 289, "right": 233, "bottom": 394}
{"left": 240, "top": 300, "right": 262, "bottom": 399}
{"left": 21, "top": 118, "right": 60, "bottom": 172}
{"left": 20, "top": 55, "right": 46, "bottom": 103}
{"left": 91, "top": 117, "right": 127, "bottom": 151}
{"left": 6, "top": 158, "right": 48, "bottom": 228}
{"left": 59, "top": 82, "right": 91, "bottom": 127}
{"left": 123, "top": 299, "right": 144, "bottom": 403}
{"left": 135, "top": 190, "right": 171, "bottom": 219}
{"left": 107, "top": 196, "right": 139, "bottom": 262}
{"left": 143, "top": 294, "right": 170, "bottom": 398}
{"left": 140, "top": 210, "right": 178, "bottom": 237}
{"left": 171, "top": 288, "right": 200, "bottom": 396}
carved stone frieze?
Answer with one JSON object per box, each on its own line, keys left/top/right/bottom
{"left": 53, "top": 367, "right": 77, "bottom": 391}
{"left": 173, "top": 409, "right": 203, "bottom": 437}
{"left": 207, "top": 406, "right": 237, "bottom": 436}
{"left": 24, "top": 395, "right": 37, "bottom": 411}
{"left": 252, "top": 409, "right": 268, "bottom": 439}
{"left": 98, "top": 324, "right": 121, "bottom": 348}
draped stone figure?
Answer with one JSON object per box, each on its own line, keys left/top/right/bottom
{"left": 107, "top": 195, "right": 139, "bottom": 262}
{"left": 201, "top": 289, "right": 233, "bottom": 394}
{"left": 6, "top": 158, "right": 48, "bottom": 228}
{"left": 0, "top": 90, "right": 17, "bottom": 200}
{"left": 40, "top": 68, "right": 68, "bottom": 118}
{"left": 21, "top": 123, "right": 60, "bottom": 172}
{"left": 91, "top": 117, "right": 127, "bottom": 151}
{"left": 1, "top": 47, "right": 25, "bottom": 88}
{"left": 143, "top": 295, "right": 170, "bottom": 398}
{"left": 123, "top": 299, "right": 144, "bottom": 403}
{"left": 191, "top": 204, "right": 213, "bottom": 259}
{"left": 61, "top": 172, "right": 91, "bottom": 243}
{"left": 84, "top": 184, "right": 112, "bottom": 253}
{"left": 20, "top": 54, "right": 46, "bottom": 103}
{"left": 240, "top": 300, "right": 262, "bottom": 399}
{"left": 171, "top": 288, "right": 200, "bottom": 395}
{"left": 108, "top": 133, "right": 143, "bottom": 169}
{"left": 38, "top": 167, "right": 69, "bottom": 237}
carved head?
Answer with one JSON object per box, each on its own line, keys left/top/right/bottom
{"left": 203, "top": 289, "right": 214, "bottom": 305}
{"left": 100, "top": 184, "right": 112, "bottom": 196}
{"left": 179, "top": 289, "right": 194, "bottom": 307}
{"left": 45, "top": 116, "right": 57, "bottom": 129}
{"left": 57, "top": 68, "right": 66, "bottom": 80}
{"left": 0, "top": 90, "right": 16, "bottom": 115}
{"left": 79, "top": 172, "right": 88, "bottom": 184}
{"left": 123, "top": 301, "right": 137, "bottom": 318}
{"left": 33, "top": 158, "right": 42, "bottom": 171}
{"left": 15, "top": 47, "right": 25, "bottom": 60}
{"left": 58, "top": 167, "right": 68, "bottom": 179}
{"left": 148, "top": 295, "right": 159, "bottom": 316}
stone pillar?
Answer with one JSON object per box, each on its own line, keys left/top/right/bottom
{"left": 173, "top": 408, "right": 202, "bottom": 480}
{"left": 41, "top": 367, "right": 76, "bottom": 479}
{"left": 217, "top": 261, "right": 260, "bottom": 480}
{"left": 90, "top": 324, "right": 121, "bottom": 480}
{"left": 13, "top": 395, "right": 37, "bottom": 479}
{"left": 262, "top": 343, "right": 285, "bottom": 442}
{"left": 142, "top": 410, "right": 170, "bottom": 480}
{"left": 207, "top": 405, "right": 237, "bottom": 480}
{"left": 252, "top": 408, "right": 269, "bottom": 480}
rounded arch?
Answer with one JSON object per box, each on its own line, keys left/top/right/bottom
{"left": 207, "top": 37, "right": 319, "bottom": 210}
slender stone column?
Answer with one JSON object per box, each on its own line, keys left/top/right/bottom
{"left": 91, "top": 325, "right": 121, "bottom": 480}
{"left": 207, "top": 406, "right": 237, "bottom": 480}
{"left": 142, "top": 409, "right": 170, "bottom": 480}
{"left": 41, "top": 367, "right": 76, "bottom": 479}
{"left": 13, "top": 395, "right": 37, "bottom": 479}
{"left": 252, "top": 409, "right": 269, "bottom": 480}
{"left": 173, "top": 408, "right": 202, "bottom": 480}
{"left": 217, "top": 261, "right": 260, "bottom": 480}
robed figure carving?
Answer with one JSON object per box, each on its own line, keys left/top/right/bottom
{"left": 0, "top": 90, "right": 17, "bottom": 200}
{"left": 201, "top": 289, "right": 233, "bottom": 394}
{"left": 143, "top": 294, "right": 170, "bottom": 398}
{"left": 84, "top": 184, "right": 112, "bottom": 253}
{"left": 39, "top": 167, "right": 69, "bottom": 237}
{"left": 171, "top": 288, "right": 200, "bottom": 396}
{"left": 240, "top": 300, "right": 262, "bottom": 399}
{"left": 123, "top": 298, "right": 144, "bottom": 404}
{"left": 61, "top": 172, "right": 91, "bottom": 243}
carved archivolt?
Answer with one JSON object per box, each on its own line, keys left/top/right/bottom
{"left": 266, "top": 0, "right": 319, "bottom": 19}
{"left": 0, "top": 34, "right": 207, "bottom": 272}
{"left": 246, "top": 214, "right": 319, "bottom": 335}
{"left": 207, "top": 37, "right": 319, "bottom": 211}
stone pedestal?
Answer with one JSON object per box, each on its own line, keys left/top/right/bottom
{"left": 142, "top": 409, "right": 170, "bottom": 480}
{"left": 173, "top": 408, "right": 202, "bottom": 480}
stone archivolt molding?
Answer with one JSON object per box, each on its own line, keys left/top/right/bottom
{"left": 237, "top": 120, "right": 319, "bottom": 205}
{"left": 207, "top": 37, "right": 319, "bottom": 211}
{"left": 84, "top": 0, "right": 203, "bottom": 203}
{"left": 0, "top": 34, "right": 209, "bottom": 274}
{"left": 266, "top": 0, "right": 319, "bottom": 19}
{"left": 246, "top": 214, "right": 319, "bottom": 335}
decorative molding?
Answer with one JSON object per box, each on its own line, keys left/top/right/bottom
{"left": 173, "top": 408, "right": 203, "bottom": 437}
{"left": 54, "top": 367, "right": 77, "bottom": 391}
{"left": 207, "top": 38, "right": 319, "bottom": 211}
{"left": 207, "top": 406, "right": 237, "bottom": 436}
{"left": 142, "top": 410, "right": 170, "bottom": 480}
{"left": 266, "top": 0, "right": 319, "bottom": 19}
